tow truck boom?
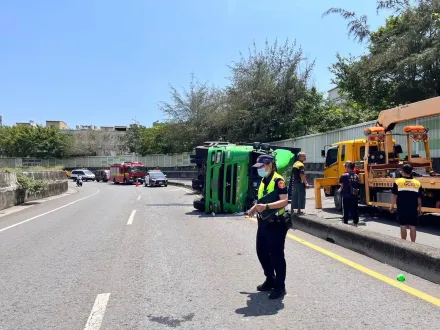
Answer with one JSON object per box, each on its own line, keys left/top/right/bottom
{"left": 376, "top": 97, "right": 440, "bottom": 132}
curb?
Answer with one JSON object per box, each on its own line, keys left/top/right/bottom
{"left": 292, "top": 214, "right": 440, "bottom": 284}
{"left": 168, "top": 181, "right": 193, "bottom": 189}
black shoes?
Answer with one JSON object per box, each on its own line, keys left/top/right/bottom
{"left": 256, "top": 277, "right": 275, "bottom": 291}
{"left": 269, "top": 288, "right": 286, "bottom": 299}
{"left": 257, "top": 278, "right": 286, "bottom": 299}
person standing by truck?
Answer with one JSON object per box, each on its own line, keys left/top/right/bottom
{"left": 291, "top": 152, "right": 310, "bottom": 214}
{"left": 338, "top": 161, "right": 360, "bottom": 226}
{"left": 248, "top": 155, "right": 289, "bottom": 299}
{"left": 390, "top": 164, "right": 423, "bottom": 242}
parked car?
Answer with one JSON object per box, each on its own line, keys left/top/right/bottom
{"left": 70, "top": 169, "right": 96, "bottom": 181}
{"left": 95, "top": 169, "right": 110, "bottom": 182}
{"left": 144, "top": 171, "right": 168, "bottom": 187}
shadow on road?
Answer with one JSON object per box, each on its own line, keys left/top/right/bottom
{"left": 184, "top": 211, "right": 236, "bottom": 219}
{"left": 235, "top": 291, "right": 284, "bottom": 317}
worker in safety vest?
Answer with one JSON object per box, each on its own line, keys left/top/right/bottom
{"left": 390, "top": 164, "right": 423, "bottom": 242}
{"left": 248, "top": 154, "right": 289, "bottom": 299}
{"left": 291, "top": 152, "right": 310, "bottom": 214}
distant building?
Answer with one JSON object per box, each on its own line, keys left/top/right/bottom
{"left": 16, "top": 120, "right": 37, "bottom": 127}
{"left": 75, "top": 124, "right": 100, "bottom": 130}
{"left": 114, "top": 126, "right": 128, "bottom": 132}
{"left": 46, "top": 120, "right": 69, "bottom": 129}
{"left": 328, "top": 87, "right": 340, "bottom": 101}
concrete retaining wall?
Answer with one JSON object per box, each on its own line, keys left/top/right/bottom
{"left": 292, "top": 214, "right": 440, "bottom": 284}
{"left": 0, "top": 171, "right": 68, "bottom": 210}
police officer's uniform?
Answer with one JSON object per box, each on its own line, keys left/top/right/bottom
{"left": 253, "top": 156, "right": 289, "bottom": 299}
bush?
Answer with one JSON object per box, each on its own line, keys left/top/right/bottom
{"left": 16, "top": 173, "right": 48, "bottom": 195}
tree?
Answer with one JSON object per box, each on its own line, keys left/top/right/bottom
{"left": 314, "top": 99, "right": 375, "bottom": 133}
{"left": 71, "top": 130, "right": 122, "bottom": 156}
{"left": 160, "top": 75, "right": 227, "bottom": 150}
{"left": 119, "top": 124, "right": 146, "bottom": 154}
{"left": 225, "top": 39, "right": 323, "bottom": 142}
{"left": 137, "top": 125, "right": 174, "bottom": 155}
{"left": 0, "top": 125, "right": 74, "bottom": 158}
{"left": 325, "top": 0, "right": 440, "bottom": 111}
{"left": 155, "top": 39, "right": 330, "bottom": 151}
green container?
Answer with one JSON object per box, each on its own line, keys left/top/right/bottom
{"left": 397, "top": 274, "right": 406, "bottom": 282}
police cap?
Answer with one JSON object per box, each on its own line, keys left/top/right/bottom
{"left": 253, "top": 155, "right": 274, "bottom": 167}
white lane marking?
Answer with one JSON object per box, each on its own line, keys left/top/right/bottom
{"left": 137, "top": 195, "right": 141, "bottom": 200}
{"left": 0, "top": 188, "right": 100, "bottom": 234}
{"left": 84, "top": 293, "right": 111, "bottom": 330}
{"left": 127, "top": 210, "right": 137, "bottom": 225}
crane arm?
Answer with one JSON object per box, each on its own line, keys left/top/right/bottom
{"left": 376, "top": 97, "right": 440, "bottom": 131}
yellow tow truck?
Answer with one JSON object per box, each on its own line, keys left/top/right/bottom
{"left": 315, "top": 96, "right": 440, "bottom": 214}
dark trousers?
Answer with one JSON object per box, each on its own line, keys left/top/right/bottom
{"left": 342, "top": 197, "right": 359, "bottom": 224}
{"left": 291, "top": 183, "right": 306, "bottom": 210}
{"left": 256, "top": 221, "right": 288, "bottom": 290}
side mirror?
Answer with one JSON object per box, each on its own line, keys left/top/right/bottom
{"left": 321, "top": 149, "right": 326, "bottom": 157}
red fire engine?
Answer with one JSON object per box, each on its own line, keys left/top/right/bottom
{"left": 110, "top": 162, "right": 147, "bottom": 184}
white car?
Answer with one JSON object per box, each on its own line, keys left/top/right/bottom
{"left": 70, "top": 169, "right": 96, "bottom": 181}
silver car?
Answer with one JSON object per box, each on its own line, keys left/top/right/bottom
{"left": 70, "top": 169, "right": 96, "bottom": 181}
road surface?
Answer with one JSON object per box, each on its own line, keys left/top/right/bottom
{"left": 170, "top": 178, "right": 440, "bottom": 249}
{"left": 1, "top": 181, "right": 440, "bottom": 330}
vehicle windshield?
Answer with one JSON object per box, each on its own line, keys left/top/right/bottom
{"left": 83, "top": 170, "right": 94, "bottom": 175}
{"left": 150, "top": 172, "right": 166, "bottom": 178}
{"left": 130, "top": 166, "right": 146, "bottom": 173}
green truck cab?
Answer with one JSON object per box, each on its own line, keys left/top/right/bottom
{"left": 190, "top": 142, "right": 301, "bottom": 213}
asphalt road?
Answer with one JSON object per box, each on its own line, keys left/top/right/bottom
{"left": 1, "top": 181, "right": 440, "bottom": 330}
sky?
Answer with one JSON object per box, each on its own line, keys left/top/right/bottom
{"left": 0, "top": 0, "right": 391, "bottom": 128}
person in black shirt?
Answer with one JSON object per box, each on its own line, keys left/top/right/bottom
{"left": 390, "top": 164, "right": 423, "bottom": 242}
{"left": 338, "top": 161, "right": 360, "bottom": 226}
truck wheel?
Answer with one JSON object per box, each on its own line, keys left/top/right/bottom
{"left": 334, "top": 190, "right": 343, "bottom": 211}
{"left": 193, "top": 199, "right": 205, "bottom": 212}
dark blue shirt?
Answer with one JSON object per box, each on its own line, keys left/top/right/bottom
{"left": 339, "top": 171, "right": 360, "bottom": 199}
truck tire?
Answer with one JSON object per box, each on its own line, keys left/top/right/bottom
{"left": 193, "top": 199, "right": 205, "bottom": 212}
{"left": 334, "top": 189, "right": 343, "bottom": 211}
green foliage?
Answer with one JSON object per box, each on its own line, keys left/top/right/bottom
{"left": 120, "top": 124, "right": 145, "bottom": 154}
{"left": 16, "top": 173, "right": 48, "bottom": 195}
{"left": 159, "top": 75, "right": 227, "bottom": 151}
{"left": 0, "top": 125, "right": 74, "bottom": 158}
{"left": 138, "top": 125, "right": 175, "bottom": 155}
{"left": 157, "top": 39, "right": 328, "bottom": 152}
{"left": 326, "top": 0, "right": 440, "bottom": 111}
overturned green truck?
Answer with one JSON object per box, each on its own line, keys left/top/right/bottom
{"left": 190, "top": 142, "right": 301, "bottom": 213}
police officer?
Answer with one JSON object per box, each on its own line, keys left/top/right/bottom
{"left": 248, "top": 155, "right": 289, "bottom": 299}
{"left": 338, "top": 161, "right": 360, "bottom": 226}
